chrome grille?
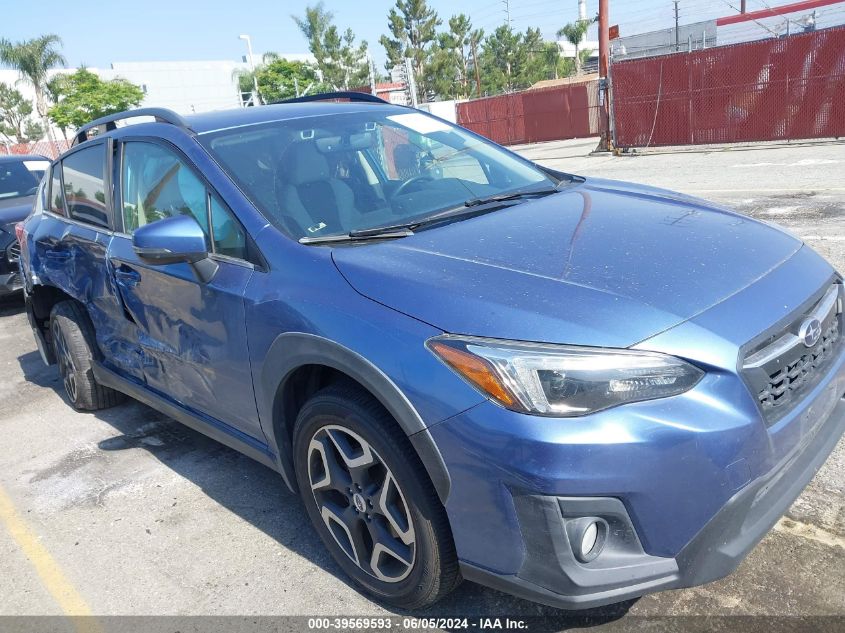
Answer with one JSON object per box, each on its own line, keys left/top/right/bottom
{"left": 757, "top": 319, "right": 840, "bottom": 409}
{"left": 742, "top": 283, "right": 844, "bottom": 425}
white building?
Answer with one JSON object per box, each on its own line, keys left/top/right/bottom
{"left": 0, "top": 53, "right": 313, "bottom": 143}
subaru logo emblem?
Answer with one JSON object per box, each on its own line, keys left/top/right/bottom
{"left": 353, "top": 492, "right": 367, "bottom": 513}
{"left": 799, "top": 317, "right": 823, "bottom": 348}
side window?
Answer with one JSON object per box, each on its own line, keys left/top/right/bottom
{"left": 33, "top": 178, "right": 47, "bottom": 214}
{"left": 121, "top": 141, "right": 208, "bottom": 238}
{"left": 210, "top": 196, "right": 247, "bottom": 260}
{"left": 122, "top": 141, "right": 249, "bottom": 262}
{"left": 62, "top": 145, "right": 109, "bottom": 228}
{"left": 49, "top": 166, "right": 65, "bottom": 216}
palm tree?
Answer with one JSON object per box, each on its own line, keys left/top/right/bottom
{"left": 557, "top": 19, "right": 593, "bottom": 76}
{"left": 0, "top": 34, "right": 66, "bottom": 146}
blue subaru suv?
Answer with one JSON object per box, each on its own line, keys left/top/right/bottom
{"left": 17, "top": 94, "right": 845, "bottom": 610}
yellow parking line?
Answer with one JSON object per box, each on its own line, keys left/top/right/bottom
{"left": 0, "top": 483, "right": 93, "bottom": 617}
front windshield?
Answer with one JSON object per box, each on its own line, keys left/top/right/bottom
{"left": 199, "top": 109, "right": 554, "bottom": 240}
{"left": 0, "top": 159, "right": 47, "bottom": 200}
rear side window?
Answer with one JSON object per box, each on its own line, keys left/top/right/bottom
{"left": 62, "top": 145, "right": 109, "bottom": 228}
{"left": 49, "top": 167, "right": 65, "bottom": 216}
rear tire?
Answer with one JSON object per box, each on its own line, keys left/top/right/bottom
{"left": 50, "top": 301, "right": 124, "bottom": 411}
{"left": 293, "top": 381, "right": 461, "bottom": 609}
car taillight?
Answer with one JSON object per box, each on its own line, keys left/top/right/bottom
{"left": 15, "top": 222, "right": 28, "bottom": 261}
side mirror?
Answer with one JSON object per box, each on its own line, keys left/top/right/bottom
{"left": 132, "top": 215, "right": 218, "bottom": 283}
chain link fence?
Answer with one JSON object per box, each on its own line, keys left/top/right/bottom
{"left": 611, "top": 25, "right": 845, "bottom": 148}
{"left": 457, "top": 80, "right": 603, "bottom": 146}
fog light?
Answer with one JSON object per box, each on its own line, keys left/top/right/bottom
{"left": 566, "top": 517, "right": 607, "bottom": 563}
{"left": 580, "top": 521, "right": 598, "bottom": 558}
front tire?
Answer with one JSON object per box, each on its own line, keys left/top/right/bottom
{"left": 293, "top": 382, "right": 460, "bottom": 609}
{"left": 50, "top": 301, "right": 124, "bottom": 411}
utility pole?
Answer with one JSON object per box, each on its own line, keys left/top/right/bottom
{"left": 471, "top": 35, "right": 482, "bottom": 97}
{"left": 674, "top": 1, "right": 681, "bottom": 52}
{"left": 598, "top": 0, "right": 611, "bottom": 151}
{"left": 741, "top": 0, "right": 747, "bottom": 13}
{"left": 599, "top": 0, "right": 609, "bottom": 78}
{"left": 502, "top": 0, "right": 511, "bottom": 26}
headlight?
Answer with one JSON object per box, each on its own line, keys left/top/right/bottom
{"left": 427, "top": 335, "right": 703, "bottom": 417}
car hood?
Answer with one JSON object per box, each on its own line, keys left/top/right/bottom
{"left": 0, "top": 195, "right": 34, "bottom": 230}
{"left": 332, "top": 178, "right": 803, "bottom": 348}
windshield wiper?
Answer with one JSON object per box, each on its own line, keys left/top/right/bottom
{"left": 406, "top": 185, "right": 563, "bottom": 229}
{"left": 463, "top": 186, "right": 559, "bottom": 207}
{"left": 298, "top": 228, "right": 414, "bottom": 245}
{"left": 299, "top": 185, "right": 564, "bottom": 245}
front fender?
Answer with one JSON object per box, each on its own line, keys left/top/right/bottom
{"left": 259, "top": 332, "right": 453, "bottom": 503}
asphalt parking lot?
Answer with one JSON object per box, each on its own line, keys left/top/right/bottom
{"left": 0, "top": 138, "right": 843, "bottom": 629}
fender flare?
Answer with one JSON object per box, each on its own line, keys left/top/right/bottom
{"left": 260, "top": 332, "right": 451, "bottom": 503}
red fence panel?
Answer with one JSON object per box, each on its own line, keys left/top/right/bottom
{"left": 612, "top": 26, "right": 845, "bottom": 148}
{"left": 457, "top": 81, "right": 601, "bottom": 146}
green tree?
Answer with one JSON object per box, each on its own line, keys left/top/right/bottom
{"left": 478, "top": 26, "right": 526, "bottom": 94}
{"left": 379, "top": 0, "right": 441, "bottom": 102}
{"left": 557, "top": 18, "right": 594, "bottom": 76}
{"left": 47, "top": 68, "right": 144, "bottom": 134}
{"left": 293, "top": 4, "right": 331, "bottom": 72}
{"left": 522, "top": 27, "right": 557, "bottom": 84}
{"left": 234, "top": 68, "right": 257, "bottom": 100}
{"left": 541, "top": 41, "right": 573, "bottom": 80}
{"left": 255, "top": 58, "right": 328, "bottom": 103}
{"left": 426, "top": 14, "right": 481, "bottom": 99}
{"left": 0, "top": 83, "right": 44, "bottom": 143}
{"left": 233, "top": 52, "right": 280, "bottom": 105}
{"left": 478, "top": 25, "right": 566, "bottom": 94}
{"left": 294, "top": 3, "right": 371, "bottom": 90}
{"left": 0, "top": 34, "right": 66, "bottom": 146}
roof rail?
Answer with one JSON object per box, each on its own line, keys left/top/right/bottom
{"left": 273, "top": 91, "right": 389, "bottom": 105}
{"left": 72, "top": 107, "right": 192, "bottom": 146}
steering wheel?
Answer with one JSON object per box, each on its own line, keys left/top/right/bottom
{"left": 392, "top": 175, "right": 435, "bottom": 199}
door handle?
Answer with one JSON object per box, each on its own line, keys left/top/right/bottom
{"left": 114, "top": 267, "right": 141, "bottom": 287}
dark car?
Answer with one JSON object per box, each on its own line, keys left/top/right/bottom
{"left": 0, "top": 154, "right": 49, "bottom": 297}
{"left": 17, "top": 98, "right": 845, "bottom": 610}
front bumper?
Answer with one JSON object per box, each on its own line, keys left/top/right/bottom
{"left": 429, "top": 338, "right": 845, "bottom": 609}
{"left": 459, "top": 394, "right": 845, "bottom": 610}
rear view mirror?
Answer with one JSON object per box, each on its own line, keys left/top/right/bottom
{"left": 316, "top": 132, "right": 374, "bottom": 153}
{"left": 132, "top": 215, "right": 218, "bottom": 283}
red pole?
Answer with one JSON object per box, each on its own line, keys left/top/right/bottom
{"left": 599, "top": 0, "right": 609, "bottom": 78}
{"left": 598, "top": 0, "right": 611, "bottom": 150}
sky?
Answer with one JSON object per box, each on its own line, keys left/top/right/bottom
{"left": 2, "top": 0, "right": 803, "bottom": 69}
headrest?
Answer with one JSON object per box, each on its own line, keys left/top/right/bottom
{"left": 285, "top": 142, "right": 330, "bottom": 186}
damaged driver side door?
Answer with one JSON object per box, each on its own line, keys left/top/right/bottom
{"left": 107, "top": 139, "right": 264, "bottom": 441}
